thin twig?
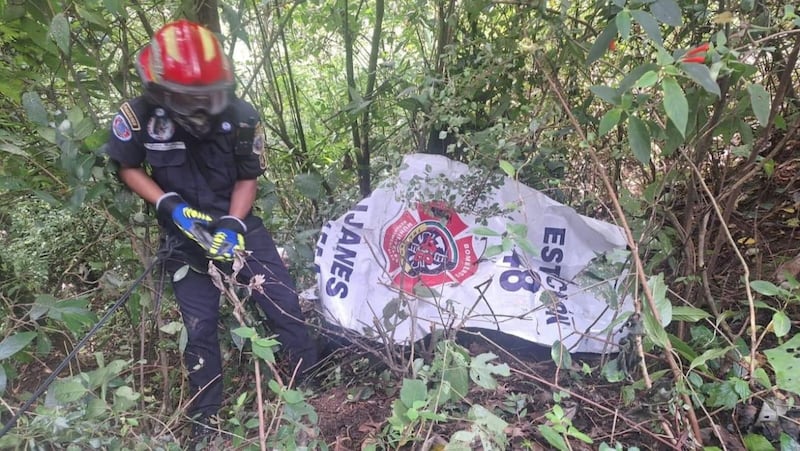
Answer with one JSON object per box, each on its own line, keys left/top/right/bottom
{"left": 510, "top": 367, "right": 680, "bottom": 449}
{"left": 680, "top": 154, "right": 758, "bottom": 380}
{"left": 253, "top": 360, "right": 267, "bottom": 451}
{"left": 533, "top": 54, "right": 703, "bottom": 445}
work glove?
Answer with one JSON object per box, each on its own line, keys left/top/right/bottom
{"left": 207, "top": 215, "right": 246, "bottom": 261}
{"left": 156, "top": 192, "right": 214, "bottom": 251}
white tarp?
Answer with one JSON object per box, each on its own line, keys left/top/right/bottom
{"left": 315, "top": 154, "right": 633, "bottom": 353}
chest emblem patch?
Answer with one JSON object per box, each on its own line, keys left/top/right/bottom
{"left": 148, "top": 113, "right": 175, "bottom": 141}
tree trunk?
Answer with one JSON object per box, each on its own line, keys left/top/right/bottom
{"left": 193, "top": 0, "right": 221, "bottom": 32}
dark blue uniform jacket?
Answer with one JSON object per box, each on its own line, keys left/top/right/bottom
{"left": 106, "top": 96, "right": 267, "bottom": 225}
{"left": 106, "top": 96, "right": 268, "bottom": 263}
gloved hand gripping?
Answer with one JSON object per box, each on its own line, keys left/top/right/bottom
{"left": 156, "top": 192, "right": 215, "bottom": 250}
{"left": 207, "top": 216, "right": 247, "bottom": 261}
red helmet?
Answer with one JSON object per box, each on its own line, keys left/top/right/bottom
{"left": 137, "top": 19, "right": 234, "bottom": 117}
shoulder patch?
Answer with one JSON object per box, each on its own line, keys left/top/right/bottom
{"left": 120, "top": 102, "right": 141, "bottom": 131}
{"left": 253, "top": 122, "right": 267, "bottom": 170}
{"left": 252, "top": 122, "right": 265, "bottom": 155}
{"left": 112, "top": 114, "right": 132, "bottom": 141}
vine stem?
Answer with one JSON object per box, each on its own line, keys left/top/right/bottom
{"left": 253, "top": 360, "right": 268, "bottom": 451}
{"left": 208, "top": 260, "right": 279, "bottom": 451}
{"left": 680, "top": 155, "right": 758, "bottom": 381}
{"left": 533, "top": 56, "right": 703, "bottom": 446}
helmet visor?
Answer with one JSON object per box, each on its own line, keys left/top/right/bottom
{"left": 164, "top": 89, "right": 229, "bottom": 116}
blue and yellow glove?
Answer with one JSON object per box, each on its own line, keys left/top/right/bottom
{"left": 156, "top": 192, "right": 214, "bottom": 250}
{"left": 207, "top": 216, "right": 246, "bottom": 261}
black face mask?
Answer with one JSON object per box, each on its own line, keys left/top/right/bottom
{"left": 172, "top": 110, "right": 214, "bottom": 138}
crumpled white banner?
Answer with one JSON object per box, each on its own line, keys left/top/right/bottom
{"left": 315, "top": 154, "right": 633, "bottom": 353}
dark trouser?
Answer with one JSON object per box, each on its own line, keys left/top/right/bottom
{"left": 163, "top": 222, "right": 317, "bottom": 419}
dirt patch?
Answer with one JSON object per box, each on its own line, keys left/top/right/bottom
{"left": 309, "top": 384, "right": 391, "bottom": 449}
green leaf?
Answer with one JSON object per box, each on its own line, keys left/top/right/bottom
{"left": 538, "top": 425, "right": 570, "bottom": 451}
{"left": 22, "top": 92, "right": 48, "bottom": 126}
{"left": 113, "top": 386, "right": 140, "bottom": 411}
{"left": 53, "top": 378, "right": 87, "bottom": 403}
{"left": 649, "top": 274, "right": 672, "bottom": 326}
{"left": 663, "top": 119, "right": 684, "bottom": 155}
{"left": 671, "top": 306, "right": 710, "bottom": 322}
{"left": 469, "top": 404, "right": 508, "bottom": 434}
{"left": 619, "top": 63, "right": 661, "bottom": 92}
{"left": 599, "top": 108, "right": 623, "bottom": 136}
{"left": 689, "top": 346, "right": 732, "bottom": 371}
{"left": 0, "top": 143, "right": 27, "bottom": 157}
{"left": 662, "top": 76, "right": 688, "bottom": 137}
{"left": 515, "top": 236, "right": 538, "bottom": 256}
{"left": 470, "top": 353, "right": 510, "bottom": 389}
{"left": 780, "top": 432, "right": 800, "bottom": 451}
{"left": 650, "top": 0, "right": 682, "bottom": 26}
{"left": 615, "top": 10, "right": 632, "bottom": 40}
{"left": 49, "top": 13, "right": 71, "bottom": 55}
{"left": 294, "top": 172, "right": 324, "bottom": 200}
{"left": 471, "top": 226, "right": 501, "bottom": 236}
{"left": 635, "top": 71, "right": 660, "bottom": 88}
{"left": 749, "top": 368, "right": 770, "bottom": 391}
{"left": 441, "top": 364, "right": 469, "bottom": 401}
{"left": 413, "top": 283, "right": 439, "bottom": 298}
{"left": 483, "top": 244, "right": 503, "bottom": 258}
{"left": 93, "top": 396, "right": 118, "bottom": 422}
{"left": 159, "top": 321, "right": 183, "bottom": 335}
{"left": 750, "top": 280, "right": 789, "bottom": 297}
{"left": 743, "top": 433, "right": 775, "bottom": 451}
{"left": 601, "top": 358, "right": 626, "bottom": 382}
{"left": 0, "top": 365, "right": 6, "bottom": 396}
{"left": 232, "top": 326, "right": 256, "bottom": 339}
{"left": 551, "top": 340, "right": 572, "bottom": 368}
{"left": 179, "top": 326, "right": 188, "bottom": 353}
{"left": 628, "top": 115, "right": 652, "bottom": 164}
{"left": 669, "top": 333, "right": 698, "bottom": 362}
{"left": 0, "top": 332, "right": 37, "bottom": 361}
{"left": 104, "top": 0, "right": 126, "bottom": 17}
{"left": 448, "top": 430, "right": 477, "bottom": 447}
{"left": 280, "top": 388, "right": 304, "bottom": 405}
{"left": 772, "top": 311, "right": 791, "bottom": 337}
{"left": 30, "top": 294, "right": 56, "bottom": 321}
{"left": 399, "top": 378, "right": 427, "bottom": 407}
{"left": 631, "top": 10, "right": 663, "bottom": 45}
{"left": 587, "top": 21, "right": 618, "bottom": 65}
{"left": 681, "top": 63, "right": 721, "bottom": 96}
{"left": 747, "top": 83, "right": 771, "bottom": 127}
{"left": 568, "top": 425, "right": 594, "bottom": 444}
{"left": 55, "top": 301, "right": 96, "bottom": 333}
{"left": 643, "top": 282, "right": 672, "bottom": 348}
{"left": 499, "top": 160, "right": 515, "bottom": 177}
{"left": 590, "top": 85, "right": 620, "bottom": 105}
{"left": 764, "top": 333, "right": 800, "bottom": 395}
{"left": 707, "top": 378, "right": 750, "bottom": 409}
{"left": 252, "top": 338, "right": 277, "bottom": 363}
{"left": 507, "top": 223, "right": 527, "bottom": 237}
{"left": 76, "top": 5, "right": 109, "bottom": 27}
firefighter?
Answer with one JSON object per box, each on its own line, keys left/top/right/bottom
{"left": 105, "top": 19, "right": 317, "bottom": 442}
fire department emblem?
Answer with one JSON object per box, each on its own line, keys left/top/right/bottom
{"left": 382, "top": 201, "right": 478, "bottom": 294}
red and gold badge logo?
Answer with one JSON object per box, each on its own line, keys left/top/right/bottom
{"left": 382, "top": 201, "right": 478, "bottom": 294}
